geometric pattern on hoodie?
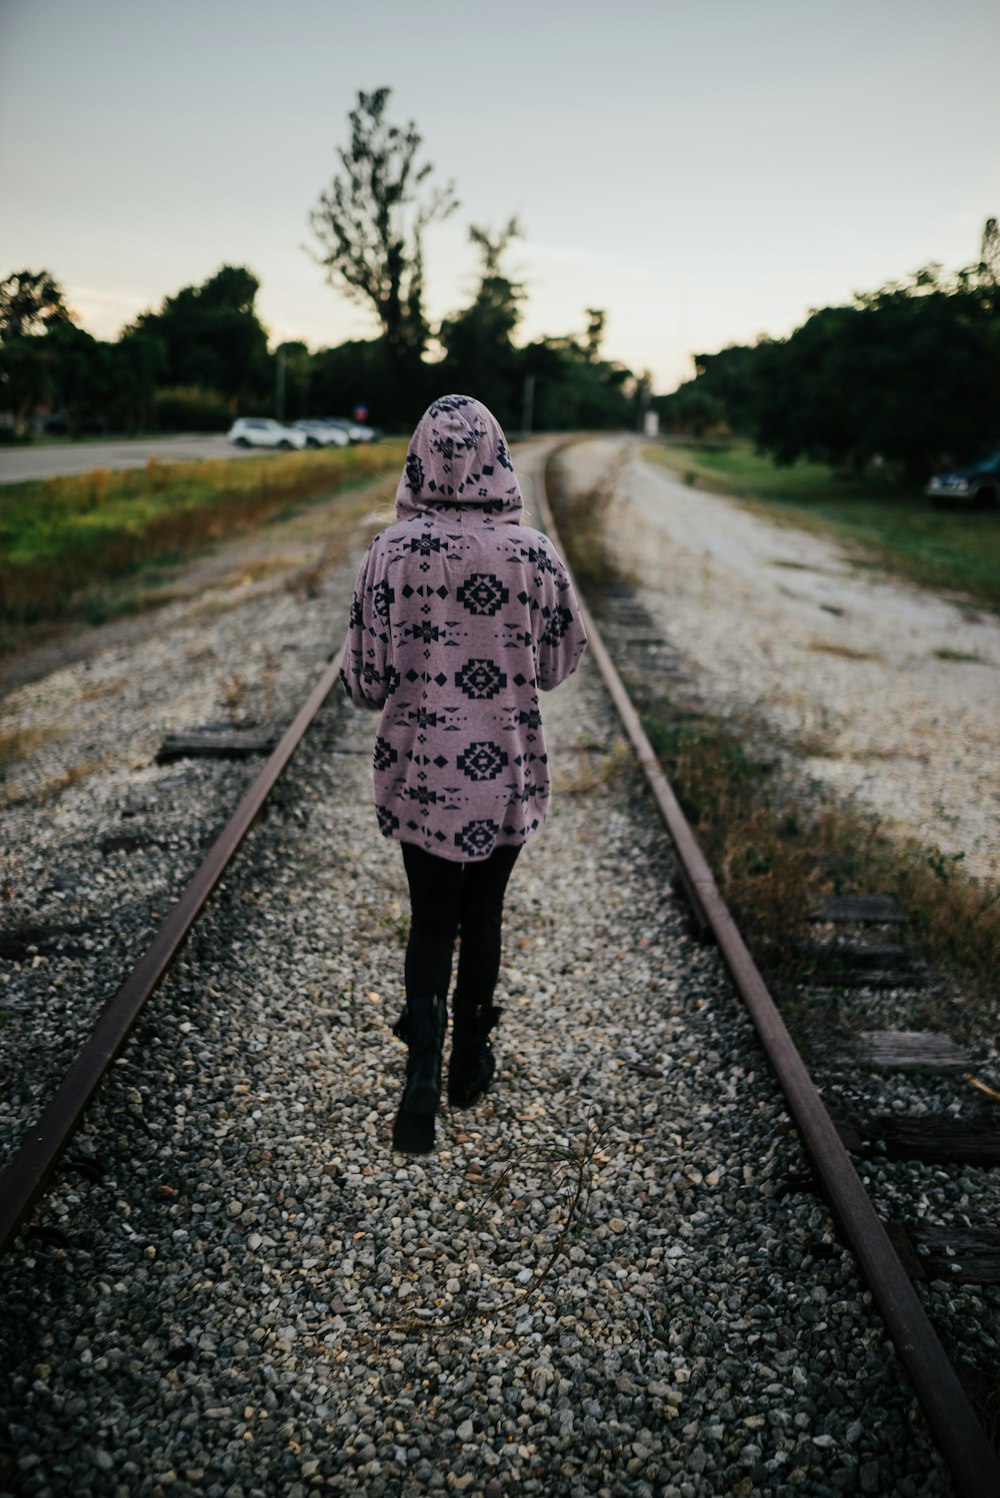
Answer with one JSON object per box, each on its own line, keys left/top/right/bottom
{"left": 340, "top": 394, "right": 588, "bottom": 862}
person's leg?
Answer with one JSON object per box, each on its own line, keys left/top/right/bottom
{"left": 449, "top": 844, "right": 521, "bottom": 1108}
{"left": 393, "top": 843, "right": 464, "bottom": 1153}
{"left": 454, "top": 844, "right": 521, "bottom": 1001}
{"left": 401, "top": 842, "right": 464, "bottom": 1001}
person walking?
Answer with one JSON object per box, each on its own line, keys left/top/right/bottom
{"left": 340, "top": 395, "right": 587, "bottom": 1153}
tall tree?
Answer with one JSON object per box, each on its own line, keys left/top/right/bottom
{"left": 583, "top": 308, "right": 606, "bottom": 362}
{"left": 124, "top": 265, "right": 269, "bottom": 408}
{"left": 979, "top": 216, "right": 1000, "bottom": 286}
{"left": 309, "top": 87, "right": 458, "bottom": 421}
{"left": 0, "top": 270, "right": 72, "bottom": 342}
{"left": 438, "top": 218, "right": 524, "bottom": 424}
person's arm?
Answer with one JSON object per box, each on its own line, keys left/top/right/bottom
{"left": 339, "top": 541, "right": 395, "bottom": 710}
{"left": 535, "top": 549, "right": 588, "bottom": 691}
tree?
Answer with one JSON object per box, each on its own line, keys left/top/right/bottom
{"left": 44, "top": 323, "right": 112, "bottom": 436}
{"left": 979, "top": 216, "right": 1000, "bottom": 286}
{"left": 0, "top": 336, "right": 55, "bottom": 432}
{"left": 125, "top": 265, "right": 270, "bottom": 409}
{"left": 518, "top": 329, "right": 634, "bottom": 432}
{"left": 738, "top": 264, "right": 1000, "bottom": 480}
{"left": 438, "top": 218, "right": 525, "bottom": 426}
{"left": 583, "top": 308, "right": 606, "bottom": 363}
{"left": 309, "top": 87, "right": 458, "bottom": 422}
{"left": 274, "top": 340, "right": 312, "bottom": 422}
{"left": 0, "top": 270, "right": 72, "bottom": 343}
{"left": 309, "top": 338, "right": 389, "bottom": 419}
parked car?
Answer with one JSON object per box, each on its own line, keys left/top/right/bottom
{"left": 227, "top": 417, "right": 307, "bottom": 450}
{"left": 926, "top": 450, "right": 1000, "bottom": 508}
{"left": 320, "top": 416, "right": 381, "bottom": 444}
{"left": 292, "top": 419, "right": 351, "bottom": 449}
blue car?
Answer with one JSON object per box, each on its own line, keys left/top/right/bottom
{"left": 926, "top": 450, "right": 1000, "bottom": 508}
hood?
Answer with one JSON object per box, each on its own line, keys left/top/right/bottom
{"left": 395, "top": 395, "right": 524, "bottom": 523}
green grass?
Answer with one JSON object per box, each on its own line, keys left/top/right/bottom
{"left": 0, "top": 442, "right": 405, "bottom": 634}
{"left": 644, "top": 440, "right": 1000, "bottom": 612}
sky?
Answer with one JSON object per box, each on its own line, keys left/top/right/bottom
{"left": 1, "top": 0, "right": 998, "bottom": 394}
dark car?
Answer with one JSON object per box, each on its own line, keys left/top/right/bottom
{"left": 926, "top": 450, "right": 1000, "bottom": 508}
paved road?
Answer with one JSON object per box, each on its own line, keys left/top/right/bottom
{"left": 0, "top": 434, "right": 256, "bottom": 484}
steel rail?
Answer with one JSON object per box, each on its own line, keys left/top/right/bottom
{"left": 0, "top": 646, "right": 346, "bottom": 1256}
{"left": 535, "top": 451, "right": 1000, "bottom": 1498}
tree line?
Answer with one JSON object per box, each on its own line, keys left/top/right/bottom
{"left": 655, "top": 218, "right": 1000, "bottom": 482}
{"left": 2, "top": 85, "right": 996, "bottom": 472}
{"left": 0, "top": 90, "right": 643, "bottom": 440}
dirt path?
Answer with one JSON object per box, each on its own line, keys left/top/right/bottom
{"left": 558, "top": 437, "right": 1000, "bottom": 886}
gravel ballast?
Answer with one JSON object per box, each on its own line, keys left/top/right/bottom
{"left": 0, "top": 443, "right": 989, "bottom": 1496}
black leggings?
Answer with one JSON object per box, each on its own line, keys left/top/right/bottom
{"left": 400, "top": 842, "right": 521, "bottom": 1005}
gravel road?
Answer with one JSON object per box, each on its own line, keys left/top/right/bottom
{"left": 0, "top": 441, "right": 980, "bottom": 1496}
{"left": 557, "top": 439, "right": 1000, "bottom": 887}
{"left": 0, "top": 436, "right": 257, "bottom": 485}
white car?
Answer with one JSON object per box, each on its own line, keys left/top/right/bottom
{"left": 227, "top": 417, "right": 307, "bottom": 450}
{"left": 293, "top": 419, "right": 351, "bottom": 448}
{"left": 321, "top": 416, "right": 380, "bottom": 443}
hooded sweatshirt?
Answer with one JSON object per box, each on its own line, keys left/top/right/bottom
{"left": 340, "top": 394, "right": 587, "bottom": 861}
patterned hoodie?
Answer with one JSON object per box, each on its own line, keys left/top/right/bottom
{"left": 340, "top": 395, "right": 587, "bottom": 862}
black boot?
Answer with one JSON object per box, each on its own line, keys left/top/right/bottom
{"left": 391, "top": 995, "right": 447, "bottom": 1154}
{"left": 447, "top": 1000, "right": 501, "bottom": 1109}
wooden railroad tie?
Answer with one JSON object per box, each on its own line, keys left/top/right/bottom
{"left": 155, "top": 729, "right": 278, "bottom": 764}
{"left": 887, "top": 1223, "right": 1000, "bottom": 1286}
{"left": 832, "top": 1030, "right": 973, "bottom": 1071}
{"left": 809, "top": 894, "right": 906, "bottom": 925}
{"left": 833, "top": 1112, "right": 1000, "bottom": 1167}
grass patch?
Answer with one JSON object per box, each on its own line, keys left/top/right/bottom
{"left": 554, "top": 738, "right": 633, "bottom": 795}
{"left": 0, "top": 442, "right": 406, "bottom": 635}
{"left": 643, "top": 440, "right": 1000, "bottom": 612}
{"left": 0, "top": 757, "right": 104, "bottom": 810}
{"left": 0, "top": 723, "right": 58, "bottom": 767}
{"left": 806, "top": 640, "right": 881, "bottom": 661}
{"left": 933, "top": 648, "right": 985, "bottom": 664}
{"left": 640, "top": 700, "right": 999, "bottom": 1029}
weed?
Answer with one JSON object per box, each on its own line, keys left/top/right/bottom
{"left": 814, "top": 803, "right": 1000, "bottom": 1017}
{"left": 789, "top": 729, "right": 831, "bottom": 758}
{"left": 0, "top": 758, "right": 104, "bottom": 810}
{"left": 933, "top": 648, "right": 985, "bottom": 664}
{"left": 79, "top": 676, "right": 126, "bottom": 702}
{"left": 220, "top": 673, "right": 248, "bottom": 720}
{"left": 0, "top": 724, "right": 56, "bottom": 768}
{"left": 555, "top": 738, "right": 633, "bottom": 795}
{"left": 806, "top": 640, "right": 881, "bottom": 661}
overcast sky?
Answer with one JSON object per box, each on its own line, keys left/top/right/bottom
{"left": 1, "top": 0, "right": 997, "bottom": 392}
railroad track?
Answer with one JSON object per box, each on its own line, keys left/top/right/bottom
{"left": 0, "top": 438, "right": 997, "bottom": 1496}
